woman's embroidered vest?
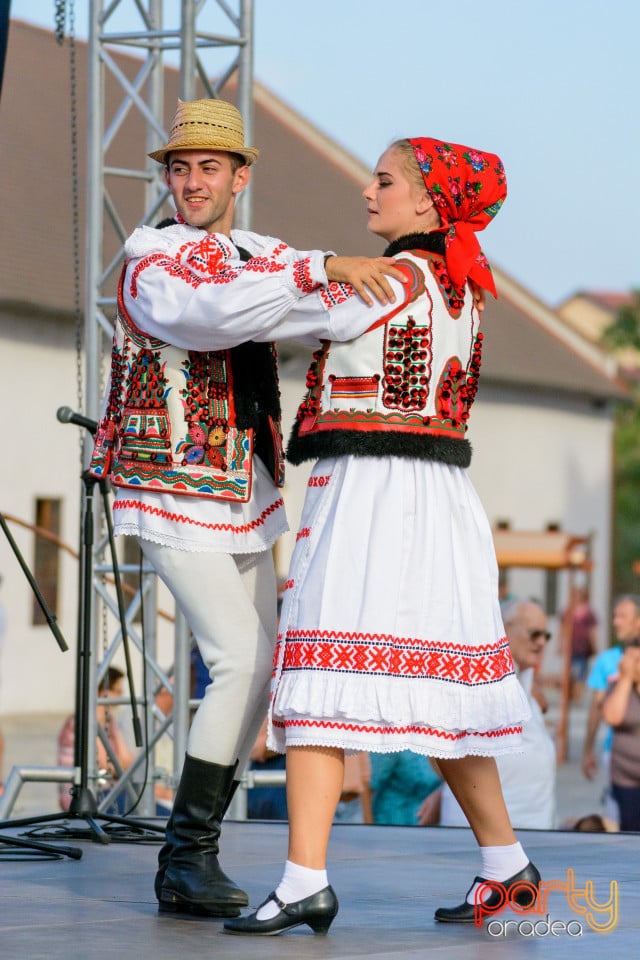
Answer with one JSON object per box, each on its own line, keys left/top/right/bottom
{"left": 288, "top": 249, "right": 483, "bottom": 468}
{"left": 89, "top": 270, "right": 284, "bottom": 502}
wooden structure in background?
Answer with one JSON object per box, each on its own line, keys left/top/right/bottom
{"left": 494, "top": 529, "right": 592, "bottom": 764}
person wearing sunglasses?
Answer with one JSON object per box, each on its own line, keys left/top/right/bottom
{"left": 435, "top": 598, "right": 556, "bottom": 830}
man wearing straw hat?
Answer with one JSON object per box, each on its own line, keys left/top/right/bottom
{"left": 89, "top": 97, "right": 403, "bottom": 918}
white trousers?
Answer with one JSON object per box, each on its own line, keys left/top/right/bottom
{"left": 139, "top": 540, "right": 277, "bottom": 771}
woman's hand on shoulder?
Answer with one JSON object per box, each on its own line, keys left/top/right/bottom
{"left": 468, "top": 278, "right": 486, "bottom": 314}
{"left": 324, "top": 255, "right": 407, "bottom": 306}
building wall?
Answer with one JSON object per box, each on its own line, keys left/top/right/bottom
{"left": 0, "top": 310, "right": 83, "bottom": 715}
{"left": 469, "top": 383, "right": 614, "bottom": 636}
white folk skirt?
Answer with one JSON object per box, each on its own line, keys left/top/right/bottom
{"left": 268, "top": 455, "right": 530, "bottom": 758}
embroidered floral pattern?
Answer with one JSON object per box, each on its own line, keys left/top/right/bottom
{"left": 292, "top": 257, "right": 321, "bottom": 293}
{"left": 409, "top": 137, "right": 507, "bottom": 297}
{"left": 428, "top": 253, "right": 465, "bottom": 313}
{"left": 177, "top": 423, "right": 227, "bottom": 469}
{"left": 296, "top": 342, "right": 329, "bottom": 425}
{"left": 243, "top": 256, "right": 288, "bottom": 276}
{"left": 320, "top": 281, "right": 354, "bottom": 310}
{"left": 383, "top": 315, "right": 432, "bottom": 411}
{"left": 176, "top": 351, "right": 230, "bottom": 469}
{"left": 183, "top": 234, "right": 229, "bottom": 275}
{"left": 308, "top": 475, "right": 331, "bottom": 487}
{"left": 280, "top": 630, "right": 515, "bottom": 686}
{"left": 119, "top": 348, "right": 173, "bottom": 464}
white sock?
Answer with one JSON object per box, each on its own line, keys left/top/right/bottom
{"left": 256, "top": 860, "right": 328, "bottom": 920}
{"left": 466, "top": 843, "right": 529, "bottom": 904}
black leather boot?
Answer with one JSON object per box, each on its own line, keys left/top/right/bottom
{"left": 154, "top": 770, "right": 241, "bottom": 905}
{"left": 156, "top": 755, "right": 248, "bottom": 917}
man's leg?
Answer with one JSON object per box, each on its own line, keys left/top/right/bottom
{"left": 187, "top": 549, "right": 277, "bottom": 770}
{"left": 141, "top": 541, "right": 276, "bottom": 915}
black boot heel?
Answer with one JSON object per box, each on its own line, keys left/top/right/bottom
{"left": 223, "top": 886, "right": 339, "bottom": 936}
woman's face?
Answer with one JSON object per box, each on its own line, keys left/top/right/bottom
{"left": 363, "top": 147, "right": 430, "bottom": 242}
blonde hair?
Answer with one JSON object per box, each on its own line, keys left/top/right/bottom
{"left": 389, "top": 139, "right": 426, "bottom": 193}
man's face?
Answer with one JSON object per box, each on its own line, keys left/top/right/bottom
{"left": 505, "top": 602, "right": 550, "bottom": 672}
{"left": 164, "top": 150, "right": 250, "bottom": 234}
{"left": 612, "top": 599, "right": 640, "bottom": 645}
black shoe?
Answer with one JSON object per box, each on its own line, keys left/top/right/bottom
{"left": 434, "top": 861, "right": 541, "bottom": 923}
{"left": 223, "top": 887, "right": 339, "bottom": 936}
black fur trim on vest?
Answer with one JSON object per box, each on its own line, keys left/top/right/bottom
{"left": 287, "top": 419, "right": 471, "bottom": 468}
{"left": 231, "top": 341, "right": 282, "bottom": 478}
{"left": 383, "top": 231, "right": 446, "bottom": 258}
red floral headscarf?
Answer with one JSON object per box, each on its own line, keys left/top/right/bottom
{"left": 409, "top": 138, "right": 507, "bottom": 298}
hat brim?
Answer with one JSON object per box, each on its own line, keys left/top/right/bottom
{"left": 148, "top": 141, "right": 259, "bottom": 166}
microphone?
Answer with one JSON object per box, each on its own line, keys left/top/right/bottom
{"left": 57, "top": 406, "right": 98, "bottom": 435}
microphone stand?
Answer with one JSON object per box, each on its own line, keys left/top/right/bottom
{"left": 0, "top": 423, "right": 164, "bottom": 845}
{"left": 0, "top": 512, "right": 82, "bottom": 861}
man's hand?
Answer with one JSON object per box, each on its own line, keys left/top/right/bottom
{"left": 324, "top": 255, "right": 407, "bottom": 306}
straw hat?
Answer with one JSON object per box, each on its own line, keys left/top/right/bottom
{"left": 148, "top": 98, "right": 259, "bottom": 165}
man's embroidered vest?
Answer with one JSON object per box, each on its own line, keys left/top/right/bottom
{"left": 89, "top": 270, "right": 284, "bottom": 502}
{"left": 288, "top": 249, "right": 483, "bottom": 469}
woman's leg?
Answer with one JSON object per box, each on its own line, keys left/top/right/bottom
{"left": 434, "top": 754, "right": 538, "bottom": 923}
{"left": 224, "top": 744, "right": 344, "bottom": 933}
{"left": 286, "top": 745, "right": 345, "bottom": 868}
{"left": 437, "top": 755, "right": 516, "bottom": 847}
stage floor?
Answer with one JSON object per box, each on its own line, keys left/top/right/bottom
{"left": 0, "top": 818, "right": 635, "bottom": 959}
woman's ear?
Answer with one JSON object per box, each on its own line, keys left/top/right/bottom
{"left": 416, "top": 192, "right": 441, "bottom": 229}
{"left": 416, "top": 191, "right": 435, "bottom": 215}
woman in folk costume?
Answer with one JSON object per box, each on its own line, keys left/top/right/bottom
{"left": 224, "top": 138, "right": 540, "bottom": 936}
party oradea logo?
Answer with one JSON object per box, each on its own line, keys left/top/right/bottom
{"left": 475, "top": 868, "right": 618, "bottom": 937}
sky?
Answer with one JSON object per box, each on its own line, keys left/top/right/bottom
{"left": 6, "top": 0, "right": 640, "bottom": 306}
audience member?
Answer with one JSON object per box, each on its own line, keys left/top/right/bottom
{"left": 602, "top": 644, "right": 640, "bottom": 831}
{"left": 57, "top": 666, "right": 135, "bottom": 812}
{"left": 570, "top": 813, "right": 616, "bottom": 832}
{"left": 560, "top": 584, "right": 598, "bottom": 703}
{"left": 436, "top": 599, "right": 556, "bottom": 829}
{"left": 246, "top": 718, "right": 287, "bottom": 821}
{"left": 370, "top": 750, "right": 441, "bottom": 825}
{"left": 582, "top": 594, "right": 640, "bottom": 823}
{"left": 334, "top": 753, "right": 373, "bottom": 824}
